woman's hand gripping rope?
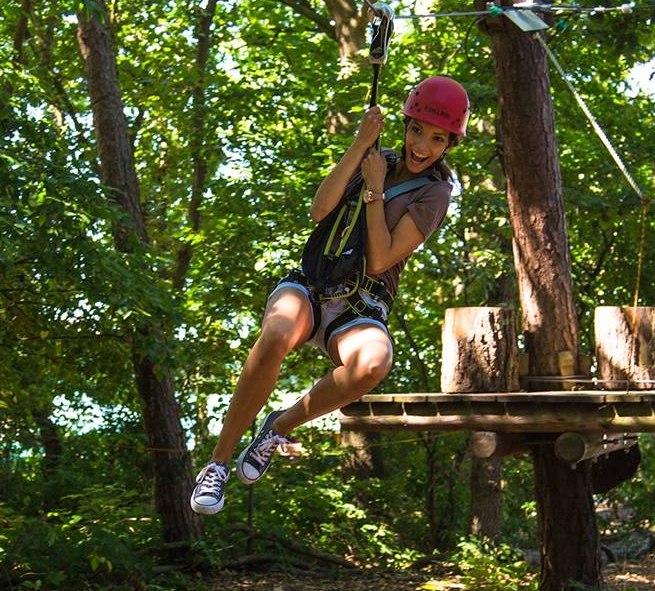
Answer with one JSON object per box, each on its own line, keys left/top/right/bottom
{"left": 356, "top": 105, "right": 385, "bottom": 151}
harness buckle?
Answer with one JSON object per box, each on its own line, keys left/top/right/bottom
{"left": 360, "top": 275, "right": 393, "bottom": 309}
{"left": 351, "top": 297, "right": 370, "bottom": 315}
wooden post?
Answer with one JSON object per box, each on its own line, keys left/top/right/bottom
{"left": 441, "top": 307, "right": 519, "bottom": 542}
{"left": 340, "top": 430, "right": 385, "bottom": 479}
{"left": 592, "top": 306, "right": 651, "bottom": 493}
{"left": 470, "top": 431, "right": 528, "bottom": 459}
{"left": 554, "top": 432, "right": 639, "bottom": 467}
{"left": 441, "top": 307, "right": 519, "bottom": 393}
{"left": 595, "top": 306, "right": 655, "bottom": 390}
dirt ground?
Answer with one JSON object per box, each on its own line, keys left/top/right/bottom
{"left": 603, "top": 555, "right": 655, "bottom": 590}
{"left": 208, "top": 554, "right": 655, "bottom": 590}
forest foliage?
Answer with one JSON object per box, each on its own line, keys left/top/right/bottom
{"left": 1, "top": 0, "right": 654, "bottom": 589}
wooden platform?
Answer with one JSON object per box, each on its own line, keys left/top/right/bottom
{"left": 338, "top": 391, "right": 655, "bottom": 433}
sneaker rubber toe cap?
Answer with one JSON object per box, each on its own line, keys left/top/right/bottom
{"left": 237, "top": 461, "right": 260, "bottom": 484}
{"left": 191, "top": 494, "right": 224, "bottom": 515}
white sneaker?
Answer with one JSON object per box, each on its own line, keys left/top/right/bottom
{"left": 190, "top": 462, "right": 229, "bottom": 515}
{"left": 236, "top": 411, "right": 289, "bottom": 485}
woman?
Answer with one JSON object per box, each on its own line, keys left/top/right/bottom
{"left": 191, "top": 76, "right": 470, "bottom": 515}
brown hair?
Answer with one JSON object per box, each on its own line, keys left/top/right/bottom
{"left": 402, "top": 116, "right": 459, "bottom": 181}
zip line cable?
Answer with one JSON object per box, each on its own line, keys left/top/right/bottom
{"left": 537, "top": 35, "right": 648, "bottom": 205}
{"left": 364, "top": 2, "right": 638, "bottom": 21}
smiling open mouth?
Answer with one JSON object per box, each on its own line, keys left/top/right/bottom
{"left": 409, "top": 150, "right": 428, "bottom": 165}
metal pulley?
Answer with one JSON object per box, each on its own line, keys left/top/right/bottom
{"left": 367, "top": 2, "right": 395, "bottom": 65}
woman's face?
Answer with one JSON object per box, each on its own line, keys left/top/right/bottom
{"left": 404, "top": 119, "right": 450, "bottom": 173}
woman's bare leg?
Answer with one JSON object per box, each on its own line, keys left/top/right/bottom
{"left": 210, "top": 288, "right": 313, "bottom": 462}
{"left": 273, "top": 324, "right": 392, "bottom": 435}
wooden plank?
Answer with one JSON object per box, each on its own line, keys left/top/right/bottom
{"left": 338, "top": 412, "right": 655, "bottom": 433}
{"left": 357, "top": 391, "right": 655, "bottom": 404}
{"left": 392, "top": 394, "right": 428, "bottom": 403}
{"left": 338, "top": 391, "right": 655, "bottom": 434}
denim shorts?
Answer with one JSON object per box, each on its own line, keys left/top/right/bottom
{"left": 268, "top": 281, "right": 390, "bottom": 359}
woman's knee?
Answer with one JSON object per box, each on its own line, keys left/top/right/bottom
{"left": 256, "top": 323, "right": 297, "bottom": 359}
{"left": 258, "top": 291, "right": 313, "bottom": 355}
{"left": 350, "top": 347, "right": 392, "bottom": 389}
{"left": 258, "top": 314, "right": 312, "bottom": 358}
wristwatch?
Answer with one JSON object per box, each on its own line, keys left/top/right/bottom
{"left": 364, "top": 189, "right": 385, "bottom": 203}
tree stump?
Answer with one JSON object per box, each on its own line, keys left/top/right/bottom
{"left": 340, "top": 430, "right": 385, "bottom": 479}
{"left": 441, "top": 307, "right": 519, "bottom": 542}
{"left": 595, "top": 306, "right": 655, "bottom": 390}
{"left": 592, "top": 306, "right": 650, "bottom": 493}
{"left": 441, "top": 307, "right": 519, "bottom": 393}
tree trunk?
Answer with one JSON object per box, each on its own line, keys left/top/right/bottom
{"left": 132, "top": 333, "right": 201, "bottom": 545}
{"left": 323, "top": 0, "right": 367, "bottom": 61}
{"left": 533, "top": 446, "right": 601, "bottom": 587}
{"left": 591, "top": 306, "right": 649, "bottom": 493}
{"left": 595, "top": 306, "right": 655, "bottom": 389}
{"left": 476, "top": 2, "right": 601, "bottom": 588}
{"left": 440, "top": 307, "right": 519, "bottom": 394}
{"left": 77, "top": 0, "right": 203, "bottom": 551}
{"left": 323, "top": 0, "right": 368, "bottom": 134}
{"left": 469, "top": 456, "right": 502, "bottom": 541}
{"left": 441, "top": 306, "right": 519, "bottom": 542}
{"left": 340, "top": 430, "right": 385, "bottom": 478}
{"left": 34, "top": 409, "right": 62, "bottom": 511}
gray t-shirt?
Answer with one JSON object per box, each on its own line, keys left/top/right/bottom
{"left": 374, "top": 176, "right": 452, "bottom": 298}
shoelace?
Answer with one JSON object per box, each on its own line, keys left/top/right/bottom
{"left": 249, "top": 433, "right": 289, "bottom": 467}
{"left": 196, "top": 463, "right": 228, "bottom": 495}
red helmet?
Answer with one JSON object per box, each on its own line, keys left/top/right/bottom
{"left": 403, "top": 76, "right": 470, "bottom": 136}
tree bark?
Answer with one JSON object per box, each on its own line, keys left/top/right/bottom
{"left": 592, "top": 306, "right": 650, "bottom": 493}
{"left": 34, "top": 409, "right": 62, "bottom": 511}
{"left": 476, "top": 2, "right": 600, "bottom": 588}
{"left": 441, "top": 307, "right": 519, "bottom": 394}
{"left": 77, "top": 0, "right": 202, "bottom": 551}
{"left": 441, "top": 306, "right": 518, "bottom": 542}
{"left": 76, "top": 10, "right": 147, "bottom": 252}
{"left": 172, "top": 0, "right": 219, "bottom": 290}
{"left": 322, "top": 0, "right": 368, "bottom": 134}
{"left": 323, "top": 0, "right": 367, "bottom": 60}
{"left": 469, "top": 456, "right": 502, "bottom": 541}
{"left": 595, "top": 306, "right": 655, "bottom": 390}
{"left": 533, "top": 446, "right": 601, "bottom": 588}
{"left": 340, "top": 430, "right": 385, "bottom": 478}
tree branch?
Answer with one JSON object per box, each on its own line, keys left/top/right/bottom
{"left": 390, "top": 301, "right": 432, "bottom": 391}
{"left": 172, "top": 0, "right": 219, "bottom": 289}
{"left": 278, "top": 0, "right": 336, "bottom": 39}
{"left": 12, "top": 0, "right": 32, "bottom": 65}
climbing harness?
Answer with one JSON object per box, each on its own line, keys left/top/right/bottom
{"left": 299, "top": 2, "right": 396, "bottom": 303}
{"left": 299, "top": 152, "right": 436, "bottom": 301}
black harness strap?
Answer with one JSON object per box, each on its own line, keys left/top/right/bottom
{"left": 323, "top": 290, "right": 389, "bottom": 350}
{"left": 277, "top": 268, "right": 392, "bottom": 350}
{"left": 278, "top": 269, "right": 322, "bottom": 340}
